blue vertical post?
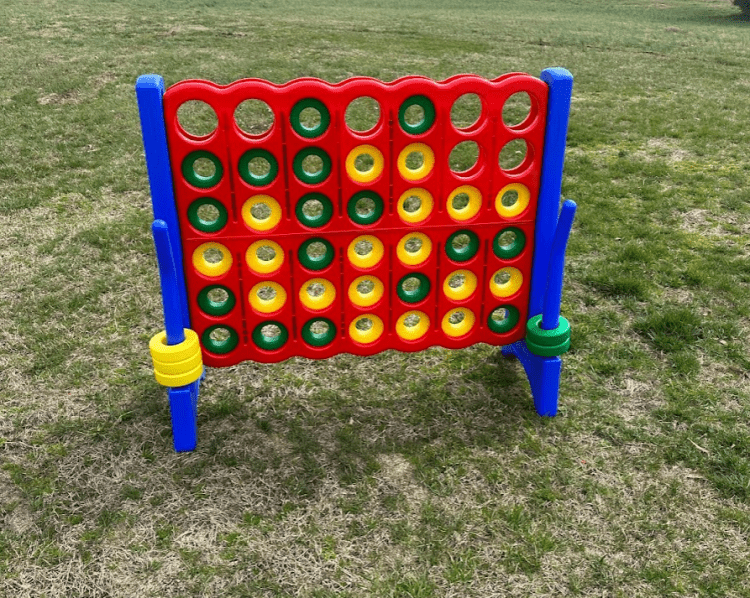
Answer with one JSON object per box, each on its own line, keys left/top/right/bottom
{"left": 542, "top": 199, "right": 576, "bottom": 330}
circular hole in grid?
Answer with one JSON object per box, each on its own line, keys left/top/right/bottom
{"left": 355, "top": 196, "right": 376, "bottom": 217}
{"left": 491, "top": 307, "right": 511, "bottom": 323}
{"left": 401, "top": 276, "right": 422, "bottom": 294}
{"left": 498, "top": 229, "right": 517, "bottom": 249}
{"left": 402, "top": 194, "right": 422, "bottom": 214}
{"left": 404, "top": 236, "right": 423, "bottom": 254}
{"left": 298, "top": 106, "right": 322, "bottom": 131}
{"left": 307, "top": 282, "right": 326, "bottom": 298}
{"left": 403, "top": 104, "right": 425, "bottom": 128}
{"left": 345, "top": 96, "right": 381, "bottom": 133}
{"left": 301, "top": 154, "right": 324, "bottom": 177}
{"left": 494, "top": 270, "right": 512, "bottom": 285}
{"left": 451, "top": 233, "right": 471, "bottom": 252}
{"left": 448, "top": 272, "right": 466, "bottom": 289}
{"left": 305, "top": 240, "right": 328, "bottom": 261}
{"left": 354, "top": 152, "right": 375, "bottom": 173}
{"left": 449, "top": 141, "right": 479, "bottom": 174}
{"left": 248, "top": 156, "right": 272, "bottom": 179}
{"left": 503, "top": 92, "right": 532, "bottom": 128}
{"left": 452, "top": 192, "right": 471, "bottom": 211}
{"left": 501, "top": 189, "right": 520, "bottom": 208}
{"left": 403, "top": 313, "right": 421, "bottom": 328}
{"left": 355, "top": 239, "right": 374, "bottom": 256}
{"left": 203, "top": 246, "right": 224, "bottom": 264}
{"left": 357, "top": 279, "right": 375, "bottom": 294}
{"left": 196, "top": 202, "right": 220, "bottom": 225}
{"left": 355, "top": 317, "right": 373, "bottom": 331}
{"left": 256, "top": 245, "right": 277, "bottom": 262}
{"left": 193, "top": 157, "right": 216, "bottom": 179}
{"left": 405, "top": 151, "right": 425, "bottom": 171}
{"left": 209, "top": 326, "right": 232, "bottom": 344}
{"left": 451, "top": 93, "right": 482, "bottom": 130}
{"left": 234, "top": 99, "right": 274, "bottom": 136}
{"left": 499, "top": 139, "right": 528, "bottom": 171}
{"left": 261, "top": 323, "right": 282, "bottom": 339}
{"left": 310, "top": 320, "right": 330, "bottom": 335}
{"left": 256, "top": 285, "right": 277, "bottom": 301}
{"left": 301, "top": 198, "right": 324, "bottom": 220}
{"left": 250, "top": 201, "right": 272, "bottom": 221}
{"left": 449, "top": 310, "right": 465, "bottom": 325}
{"left": 177, "top": 100, "right": 218, "bottom": 137}
{"left": 208, "top": 287, "right": 229, "bottom": 305}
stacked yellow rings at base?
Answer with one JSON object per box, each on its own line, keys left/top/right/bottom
{"left": 150, "top": 329, "right": 203, "bottom": 387}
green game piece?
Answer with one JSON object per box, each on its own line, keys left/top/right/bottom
{"left": 445, "top": 230, "right": 480, "bottom": 262}
{"left": 525, "top": 314, "right": 571, "bottom": 357}
{"left": 487, "top": 305, "right": 520, "bottom": 334}
{"left": 295, "top": 193, "right": 333, "bottom": 228}
{"left": 182, "top": 150, "right": 223, "bottom": 189}
{"left": 301, "top": 318, "right": 337, "bottom": 347}
{"left": 252, "top": 321, "right": 288, "bottom": 351}
{"left": 202, "top": 325, "right": 239, "bottom": 354}
{"left": 238, "top": 148, "right": 278, "bottom": 186}
{"left": 399, "top": 95, "right": 436, "bottom": 135}
{"left": 187, "top": 198, "right": 228, "bottom": 233}
{"left": 290, "top": 98, "right": 330, "bottom": 139}
{"left": 493, "top": 227, "right": 526, "bottom": 260}
{"left": 298, "top": 238, "right": 335, "bottom": 271}
{"left": 197, "top": 285, "right": 236, "bottom": 317}
{"left": 293, "top": 147, "right": 332, "bottom": 184}
{"left": 347, "top": 191, "right": 384, "bottom": 225}
{"left": 397, "top": 273, "right": 431, "bottom": 304}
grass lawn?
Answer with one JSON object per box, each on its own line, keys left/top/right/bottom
{"left": 1, "top": 0, "right": 750, "bottom": 595}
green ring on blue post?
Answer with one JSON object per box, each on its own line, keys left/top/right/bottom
{"left": 493, "top": 227, "right": 526, "bottom": 260}
{"left": 347, "top": 191, "right": 384, "bottom": 226}
{"left": 252, "top": 321, "right": 289, "bottom": 351}
{"left": 238, "top": 149, "right": 278, "bottom": 187}
{"left": 398, "top": 95, "right": 436, "bottom": 135}
{"left": 301, "top": 318, "right": 337, "bottom": 347}
{"left": 445, "top": 230, "right": 480, "bottom": 262}
{"left": 295, "top": 193, "right": 333, "bottom": 228}
{"left": 397, "top": 272, "right": 431, "bottom": 304}
{"left": 293, "top": 147, "right": 332, "bottom": 185}
{"left": 487, "top": 305, "right": 520, "bottom": 334}
{"left": 202, "top": 325, "right": 239, "bottom": 354}
{"left": 187, "top": 198, "right": 228, "bottom": 233}
{"left": 525, "top": 314, "right": 571, "bottom": 357}
{"left": 197, "top": 285, "right": 236, "bottom": 317}
{"left": 182, "top": 150, "right": 223, "bottom": 189}
{"left": 290, "top": 98, "right": 330, "bottom": 139}
{"left": 298, "top": 237, "right": 335, "bottom": 271}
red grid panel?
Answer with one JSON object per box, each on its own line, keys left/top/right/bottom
{"left": 163, "top": 74, "right": 549, "bottom": 367}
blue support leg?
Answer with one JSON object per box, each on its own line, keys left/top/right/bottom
{"left": 502, "top": 341, "right": 561, "bottom": 416}
{"left": 168, "top": 379, "right": 200, "bottom": 452}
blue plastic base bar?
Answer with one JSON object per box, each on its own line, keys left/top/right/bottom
{"left": 502, "top": 340, "right": 561, "bottom": 417}
{"left": 168, "top": 377, "right": 201, "bottom": 452}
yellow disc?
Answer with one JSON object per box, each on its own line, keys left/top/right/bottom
{"left": 154, "top": 362, "right": 204, "bottom": 387}
{"left": 495, "top": 183, "right": 531, "bottom": 218}
{"left": 345, "top": 145, "right": 385, "bottom": 184}
{"left": 397, "top": 188, "right": 434, "bottom": 224}
{"left": 299, "top": 278, "right": 336, "bottom": 311}
{"left": 246, "top": 240, "right": 284, "bottom": 274}
{"left": 241, "top": 195, "right": 282, "bottom": 231}
{"left": 347, "top": 235, "right": 385, "bottom": 269}
{"left": 447, "top": 185, "right": 482, "bottom": 221}
{"left": 489, "top": 267, "right": 523, "bottom": 298}
{"left": 348, "top": 276, "right": 385, "bottom": 308}
{"left": 398, "top": 143, "right": 435, "bottom": 182}
{"left": 396, "top": 232, "right": 432, "bottom": 266}
{"left": 443, "top": 270, "right": 478, "bottom": 301}
{"left": 149, "top": 329, "right": 201, "bottom": 364}
{"left": 192, "top": 242, "right": 233, "bottom": 278}
{"left": 348, "top": 314, "right": 385, "bottom": 345}
{"left": 395, "top": 310, "right": 430, "bottom": 341}
{"left": 441, "top": 308, "right": 476, "bottom": 338}
{"left": 249, "top": 281, "right": 287, "bottom": 314}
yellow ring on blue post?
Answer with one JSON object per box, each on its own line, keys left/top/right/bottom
{"left": 349, "top": 314, "right": 385, "bottom": 345}
{"left": 396, "top": 310, "right": 430, "bottom": 341}
{"left": 345, "top": 145, "right": 385, "bottom": 184}
{"left": 150, "top": 329, "right": 204, "bottom": 387}
{"left": 347, "top": 235, "right": 385, "bottom": 269}
{"left": 443, "top": 270, "right": 478, "bottom": 301}
{"left": 241, "top": 195, "right": 282, "bottom": 231}
{"left": 490, "top": 267, "right": 523, "bottom": 298}
{"left": 246, "top": 240, "right": 285, "bottom": 275}
{"left": 192, "top": 242, "right": 233, "bottom": 278}
{"left": 447, "top": 185, "right": 482, "bottom": 221}
{"left": 348, "top": 275, "right": 385, "bottom": 308}
{"left": 397, "top": 188, "right": 434, "bottom": 224}
{"left": 398, "top": 143, "right": 435, "bottom": 181}
{"left": 249, "top": 281, "right": 287, "bottom": 314}
{"left": 299, "top": 278, "right": 336, "bottom": 311}
{"left": 495, "top": 183, "right": 531, "bottom": 218}
{"left": 396, "top": 232, "right": 432, "bottom": 266}
{"left": 441, "top": 308, "right": 476, "bottom": 338}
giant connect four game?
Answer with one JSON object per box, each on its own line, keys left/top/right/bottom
{"left": 136, "top": 68, "right": 576, "bottom": 451}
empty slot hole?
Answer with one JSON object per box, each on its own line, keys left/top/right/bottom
{"left": 210, "top": 327, "right": 232, "bottom": 344}
{"left": 197, "top": 203, "right": 221, "bottom": 225}
{"left": 449, "top": 311, "right": 465, "bottom": 325}
{"left": 299, "top": 106, "right": 321, "bottom": 130}
{"left": 494, "top": 271, "right": 511, "bottom": 285}
{"left": 302, "top": 154, "right": 324, "bottom": 176}
{"left": 256, "top": 245, "right": 277, "bottom": 262}
{"left": 405, "top": 151, "right": 424, "bottom": 170}
{"left": 497, "top": 230, "right": 517, "bottom": 248}
{"left": 193, "top": 157, "right": 216, "bottom": 179}
{"left": 451, "top": 93, "right": 482, "bottom": 129}
{"left": 355, "top": 239, "right": 373, "bottom": 256}
{"left": 235, "top": 99, "right": 274, "bottom": 136}
{"left": 345, "top": 96, "right": 380, "bottom": 133}
{"left": 306, "top": 241, "right": 327, "bottom": 259}
{"left": 207, "top": 287, "right": 229, "bottom": 305}
{"left": 355, "top": 196, "right": 376, "bottom": 217}
{"left": 499, "top": 139, "right": 528, "bottom": 171}
{"left": 503, "top": 92, "right": 532, "bottom": 128}
{"left": 403, "top": 195, "right": 422, "bottom": 213}
{"left": 401, "top": 277, "right": 421, "bottom": 293}
{"left": 452, "top": 192, "right": 471, "bottom": 211}
{"left": 248, "top": 156, "right": 271, "bottom": 178}
{"left": 302, "top": 198, "right": 324, "bottom": 219}
{"left": 261, "top": 324, "right": 281, "bottom": 338}
{"left": 449, "top": 141, "right": 479, "bottom": 173}
{"left": 177, "top": 100, "right": 218, "bottom": 137}
{"left": 501, "top": 189, "right": 519, "bottom": 208}
{"left": 257, "top": 286, "right": 277, "bottom": 301}
{"left": 307, "top": 282, "right": 325, "bottom": 297}
{"left": 491, "top": 307, "right": 510, "bottom": 322}
{"left": 357, "top": 279, "right": 375, "bottom": 294}
{"left": 448, "top": 273, "right": 466, "bottom": 289}
{"left": 451, "top": 233, "right": 471, "bottom": 252}
{"left": 310, "top": 320, "right": 329, "bottom": 335}
{"left": 354, "top": 152, "right": 375, "bottom": 173}
{"left": 250, "top": 202, "right": 272, "bottom": 220}
{"left": 404, "top": 314, "right": 421, "bottom": 328}
{"left": 403, "top": 104, "right": 425, "bottom": 127}
{"left": 203, "top": 247, "right": 224, "bottom": 264}
{"left": 355, "top": 317, "right": 373, "bottom": 331}
{"left": 404, "top": 237, "right": 423, "bottom": 253}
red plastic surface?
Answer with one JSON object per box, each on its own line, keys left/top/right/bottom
{"left": 162, "top": 74, "right": 549, "bottom": 367}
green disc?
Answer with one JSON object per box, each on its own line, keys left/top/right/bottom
{"left": 187, "top": 197, "right": 228, "bottom": 233}
{"left": 347, "top": 191, "right": 384, "bottom": 226}
{"left": 182, "top": 150, "right": 223, "bottom": 189}
{"left": 201, "top": 325, "right": 239, "bottom": 354}
{"left": 290, "top": 98, "right": 330, "bottom": 139}
{"left": 252, "top": 321, "right": 289, "bottom": 351}
{"left": 295, "top": 193, "right": 333, "bottom": 228}
{"left": 487, "top": 305, "right": 520, "bottom": 334}
{"left": 525, "top": 315, "right": 571, "bottom": 357}
{"left": 445, "top": 230, "right": 480, "bottom": 262}
{"left": 397, "top": 272, "right": 431, "bottom": 304}
{"left": 493, "top": 227, "right": 526, "bottom": 260}
{"left": 293, "top": 147, "right": 332, "bottom": 184}
{"left": 398, "top": 95, "right": 436, "bottom": 135}
{"left": 197, "top": 285, "right": 236, "bottom": 317}
{"left": 301, "top": 318, "right": 337, "bottom": 347}
{"left": 298, "top": 238, "right": 335, "bottom": 271}
{"left": 238, "top": 148, "right": 278, "bottom": 187}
